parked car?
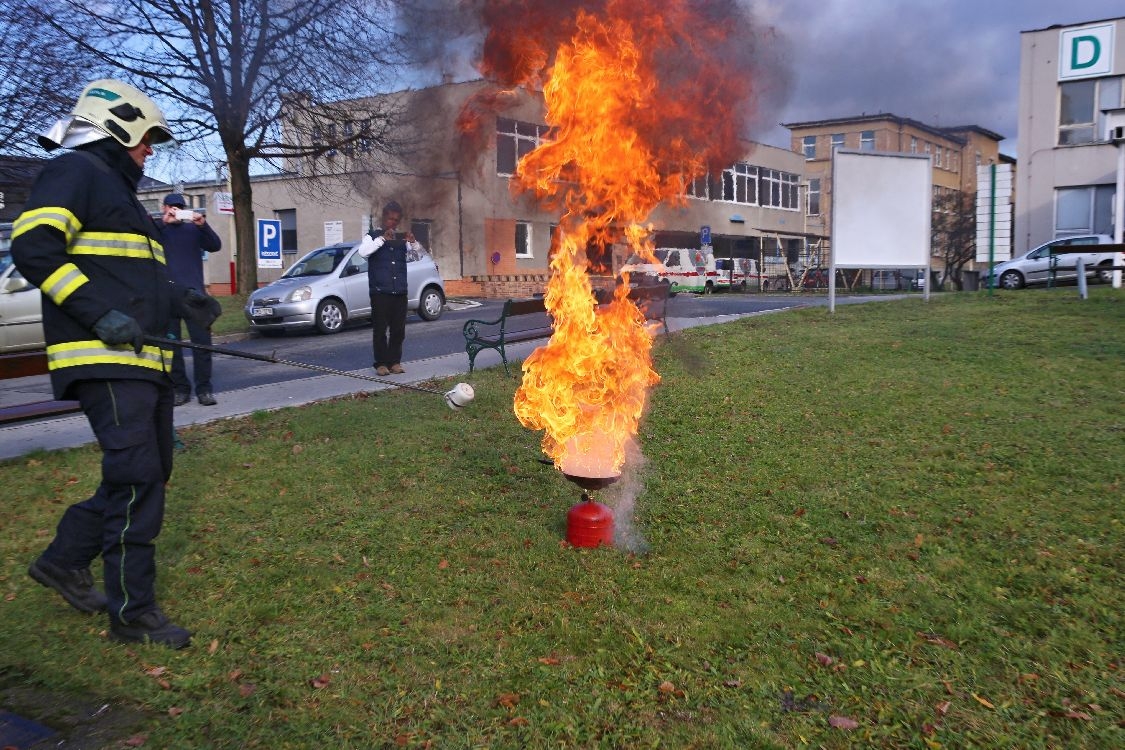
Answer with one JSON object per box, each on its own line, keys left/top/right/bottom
{"left": 0, "top": 247, "right": 46, "bottom": 354}
{"left": 244, "top": 241, "right": 446, "bottom": 335}
{"left": 984, "top": 235, "right": 1119, "bottom": 290}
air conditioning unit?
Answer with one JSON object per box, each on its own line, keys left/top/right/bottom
{"left": 1112, "top": 125, "right": 1125, "bottom": 143}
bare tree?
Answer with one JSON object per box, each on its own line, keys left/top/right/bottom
{"left": 36, "top": 0, "right": 411, "bottom": 291}
{"left": 932, "top": 188, "right": 976, "bottom": 290}
{"left": 0, "top": 1, "right": 98, "bottom": 160}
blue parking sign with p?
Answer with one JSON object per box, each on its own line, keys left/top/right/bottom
{"left": 700, "top": 225, "right": 712, "bottom": 246}
{"left": 257, "top": 219, "right": 282, "bottom": 269}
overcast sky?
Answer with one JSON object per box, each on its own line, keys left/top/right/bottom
{"left": 751, "top": 0, "right": 1124, "bottom": 154}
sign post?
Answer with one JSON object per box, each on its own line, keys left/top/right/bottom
{"left": 257, "top": 219, "right": 282, "bottom": 270}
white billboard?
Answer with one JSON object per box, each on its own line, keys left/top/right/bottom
{"left": 831, "top": 150, "right": 931, "bottom": 268}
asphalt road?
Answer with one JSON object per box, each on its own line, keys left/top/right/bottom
{"left": 202, "top": 291, "right": 908, "bottom": 393}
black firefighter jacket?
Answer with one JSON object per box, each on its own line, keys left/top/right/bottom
{"left": 11, "top": 139, "right": 174, "bottom": 400}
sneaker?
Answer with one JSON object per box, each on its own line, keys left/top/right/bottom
{"left": 375, "top": 365, "right": 390, "bottom": 376}
{"left": 109, "top": 609, "right": 192, "bottom": 649}
{"left": 389, "top": 364, "right": 405, "bottom": 374}
{"left": 28, "top": 554, "right": 107, "bottom": 614}
{"left": 197, "top": 390, "right": 217, "bottom": 406}
{"left": 173, "top": 391, "right": 191, "bottom": 407}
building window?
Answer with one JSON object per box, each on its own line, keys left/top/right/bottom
{"left": 807, "top": 178, "right": 820, "bottom": 216}
{"left": 802, "top": 135, "right": 816, "bottom": 159}
{"left": 515, "top": 221, "right": 532, "bottom": 258}
{"left": 684, "top": 173, "right": 710, "bottom": 200}
{"left": 497, "top": 118, "right": 550, "bottom": 176}
{"left": 831, "top": 133, "right": 845, "bottom": 152}
{"left": 759, "top": 168, "right": 800, "bottom": 210}
{"left": 410, "top": 220, "right": 431, "bottom": 251}
{"left": 1059, "top": 77, "right": 1124, "bottom": 145}
{"left": 276, "top": 209, "right": 298, "bottom": 255}
{"left": 910, "top": 136, "right": 918, "bottom": 154}
{"left": 934, "top": 145, "right": 943, "bottom": 168}
{"left": 859, "top": 130, "right": 875, "bottom": 151}
{"left": 721, "top": 162, "right": 758, "bottom": 205}
{"left": 1056, "top": 186, "right": 1116, "bottom": 236}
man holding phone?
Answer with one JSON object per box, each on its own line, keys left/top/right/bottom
{"left": 160, "top": 193, "right": 222, "bottom": 405}
{"left": 356, "top": 200, "right": 423, "bottom": 376}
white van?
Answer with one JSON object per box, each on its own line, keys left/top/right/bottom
{"left": 620, "top": 248, "right": 762, "bottom": 294}
{"left": 985, "top": 235, "right": 1121, "bottom": 289}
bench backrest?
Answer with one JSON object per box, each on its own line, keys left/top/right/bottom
{"left": 506, "top": 297, "right": 547, "bottom": 317}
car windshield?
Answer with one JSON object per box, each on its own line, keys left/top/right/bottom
{"left": 282, "top": 245, "right": 352, "bottom": 278}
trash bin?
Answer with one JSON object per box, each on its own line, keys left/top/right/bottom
{"left": 961, "top": 270, "right": 980, "bottom": 291}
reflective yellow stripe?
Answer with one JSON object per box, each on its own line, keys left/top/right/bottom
{"left": 46, "top": 341, "right": 171, "bottom": 372}
{"left": 12, "top": 206, "right": 82, "bottom": 244}
{"left": 70, "top": 232, "right": 165, "bottom": 264}
{"left": 40, "top": 262, "right": 90, "bottom": 305}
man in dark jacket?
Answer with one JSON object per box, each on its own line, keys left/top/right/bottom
{"left": 160, "top": 192, "right": 222, "bottom": 406}
{"left": 357, "top": 200, "right": 425, "bottom": 375}
{"left": 12, "top": 79, "right": 219, "bottom": 649}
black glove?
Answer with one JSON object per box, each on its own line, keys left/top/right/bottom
{"left": 182, "top": 288, "right": 222, "bottom": 329}
{"left": 93, "top": 310, "right": 145, "bottom": 354}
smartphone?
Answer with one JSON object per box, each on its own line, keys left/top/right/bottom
{"left": 175, "top": 209, "right": 195, "bottom": 221}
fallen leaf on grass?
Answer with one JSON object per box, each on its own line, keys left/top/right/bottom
{"left": 1051, "top": 709, "right": 1093, "bottom": 720}
{"left": 936, "top": 700, "right": 951, "bottom": 716}
{"left": 723, "top": 679, "right": 742, "bottom": 688}
{"left": 144, "top": 666, "right": 167, "bottom": 678}
{"left": 228, "top": 669, "right": 243, "bottom": 682}
{"left": 793, "top": 507, "right": 806, "bottom": 517}
{"left": 507, "top": 717, "right": 529, "bottom": 726}
{"left": 972, "top": 693, "right": 995, "bottom": 709}
{"left": 157, "top": 679, "right": 171, "bottom": 690}
{"left": 815, "top": 652, "right": 834, "bottom": 667}
{"left": 1018, "top": 673, "right": 1039, "bottom": 684}
{"left": 310, "top": 673, "right": 331, "bottom": 689}
{"left": 239, "top": 683, "right": 257, "bottom": 698}
{"left": 208, "top": 639, "right": 219, "bottom": 655}
{"left": 537, "top": 656, "right": 560, "bottom": 665}
{"left": 916, "top": 632, "right": 958, "bottom": 649}
{"left": 124, "top": 736, "right": 147, "bottom": 747}
{"left": 168, "top": 707, "right": 184, "bottom": 717}
{"left": 828, "top": 715, "right": 859, "bottom": 730}
{"left": 438, "top": 559, "right": 449, "bottom": 570}
{"left": 915, "top": 533, "right": 924, "bottom": 548}
{"left": 658, "top": 681, "right": 676, "bottom": 693}
{"left": 494, "top": 692, "right": 520, "bottom": 708}
{"left": 818, "top": 537, "right": 838, "bottom": 547}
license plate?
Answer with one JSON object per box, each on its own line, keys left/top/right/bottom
{"left": 251, "top": 307, "right": 274, "bottom": 317}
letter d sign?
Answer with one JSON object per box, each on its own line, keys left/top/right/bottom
{"left": 1059, "top": 24, "right": 1114, "bottom": 80}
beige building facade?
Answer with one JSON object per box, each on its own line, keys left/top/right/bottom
{"left": 783, "top": 114, "right": 1006, "bottom": 282}
{"left": 140, "top": 81, "right": 808, "bottom": 297}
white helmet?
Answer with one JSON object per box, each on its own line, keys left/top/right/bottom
{"left": 39, "top": 79, "right": 175, "bottom": 151}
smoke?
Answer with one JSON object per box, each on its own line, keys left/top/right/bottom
{"left": 602, "top": 437, "right": 649, "bottom": 554}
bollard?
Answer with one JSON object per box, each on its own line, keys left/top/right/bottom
{"left": 1077, "top": 258, "right": 1088, "bottom": 299}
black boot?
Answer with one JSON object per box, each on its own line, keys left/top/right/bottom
{"left": 28, "top": 554, "right": 107, "bottom": 614}
{"left": 109, "top": 609, "right": 192, "bottom": 649}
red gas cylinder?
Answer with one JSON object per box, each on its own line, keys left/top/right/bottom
{"left": 567, "top": 497, "right": 614, "bottom": 547}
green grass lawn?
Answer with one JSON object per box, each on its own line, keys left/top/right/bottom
{"left": 2, "top": 288, "right": 1121, "bottom": 748}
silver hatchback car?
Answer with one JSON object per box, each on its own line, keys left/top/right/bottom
{"left": 244, "top": 241, "right": 445, "bottom": 335}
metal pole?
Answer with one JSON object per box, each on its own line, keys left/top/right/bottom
{"left": 1114, "top": 142, "right": 1124, "bottom": 288}
{"left": 144, "top": 336, "right": 447, "bottom": 396}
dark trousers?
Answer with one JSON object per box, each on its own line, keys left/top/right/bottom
{"left": 371, "top": 292, "right": 407, "bottom": 367}
{"left": 168, "top": 315, "right": 213, "bottom": 395}
{"left": 43, "top": 380, "right": 175, "bottom": 624}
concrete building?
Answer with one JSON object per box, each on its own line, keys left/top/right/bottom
{"left": 782, "top": 114, "right": 1006, "bottom": 286}
{"left": 139, "top": 80, "right": 807, "bottom": 297}
{"left": 1017, "top": 16, "right": 1125, "bottom": 252}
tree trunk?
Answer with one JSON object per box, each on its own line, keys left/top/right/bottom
{"left": 226, "top": 147, "right": 258, "bottom": 295}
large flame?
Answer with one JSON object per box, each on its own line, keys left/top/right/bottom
{"left": 481, "top": 0, "right": 762, "bottom": 476}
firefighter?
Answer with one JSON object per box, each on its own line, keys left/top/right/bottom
{"left": 12, "top": 79, "right": 220, "bottom": 649}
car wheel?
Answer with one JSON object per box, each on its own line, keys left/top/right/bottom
{"left": 417, "top": 286, "right": 445, "bottom": 321}
{"left": 999, "top": 270, "right": 1024, "bottom": 290}
{"left": 315, "top": 298, "right": 346, "bottom": 334}
{"left": 1096, "top": 262, "right": 1114, "bottom": 284}
{"left": 703, "top": 281, "right": 714, "bottom": 295}
{"left": 666, "top": 280, "right": 678, "bottom": 297}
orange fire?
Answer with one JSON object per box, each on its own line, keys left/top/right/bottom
{"left": 481, "top": 0, "right": 761, "bottom": 476}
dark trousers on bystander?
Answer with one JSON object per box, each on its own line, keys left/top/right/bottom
{"left": 371, "top": 292, "right": 407, "bottom": 368}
